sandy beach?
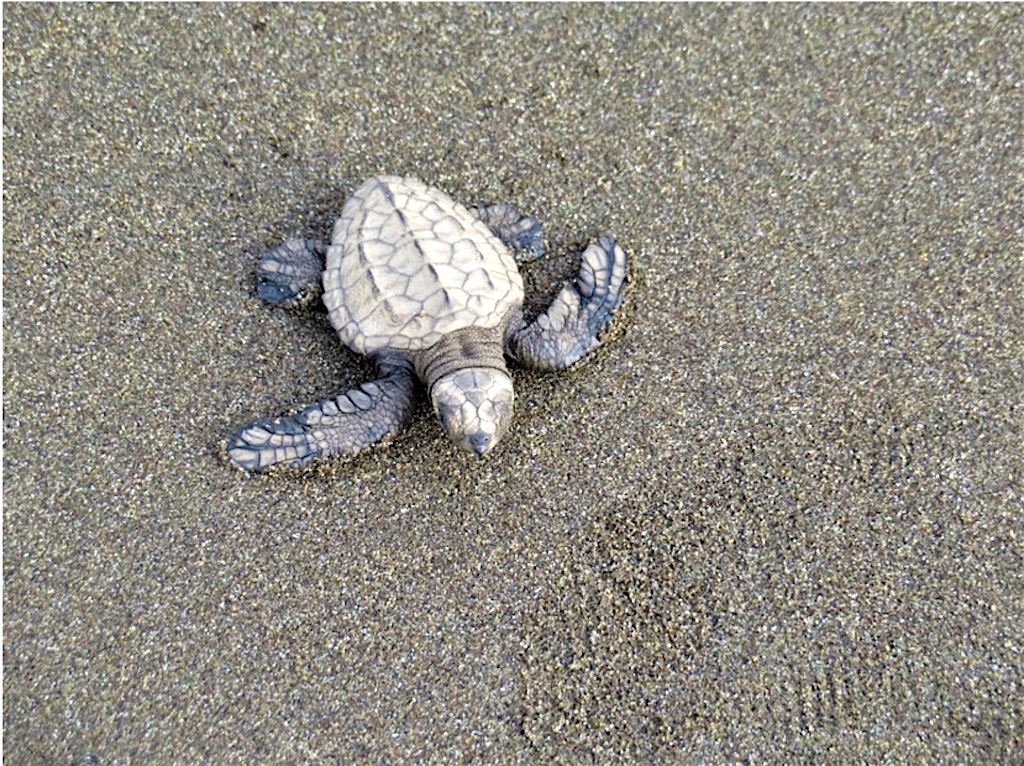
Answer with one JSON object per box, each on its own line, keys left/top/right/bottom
{"left": 4, "top": 5, "right": 1022, "bottom": 762}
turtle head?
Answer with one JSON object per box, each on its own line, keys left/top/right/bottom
{"left": 431, "top": 367, "right": 514, "bottom": 456}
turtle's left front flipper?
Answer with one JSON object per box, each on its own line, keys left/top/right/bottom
{"left": 508, "top": 235, "right": 628, "bottom": 371}
{"left": 226, "top": 357, "right": 418, "bottom": 472}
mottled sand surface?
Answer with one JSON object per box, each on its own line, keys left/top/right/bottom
{"left": 4, "top": 5, "right": 1022, "bottom": 763}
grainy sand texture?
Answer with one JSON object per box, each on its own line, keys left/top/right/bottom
{"left": 4, "top": 5, "right": 1022, "bottom": 763}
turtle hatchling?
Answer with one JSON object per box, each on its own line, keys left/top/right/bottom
{"left": 227, "top": 175, "right": 628, "bottom": 471}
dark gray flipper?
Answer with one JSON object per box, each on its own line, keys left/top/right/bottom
{"left": 508, "top": 235, "right": 628, "bottom": 371}
{"left": 469, "top": 202, "right": 544, "bottom": 259}
{"left": 256, "top": 238, "right": 328, "bottom": 307}
{"left": 226, "top": 358, "right": 418, "bottom": 472}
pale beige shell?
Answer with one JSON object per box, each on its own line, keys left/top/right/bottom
{"left": 322, "top": 176, "right": 524, "bottom": 355}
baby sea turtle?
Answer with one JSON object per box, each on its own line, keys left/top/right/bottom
{"left": 227, "top": 175, "right": 628, "bottom": 472}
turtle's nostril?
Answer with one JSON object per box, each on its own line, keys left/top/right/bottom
{"left": 469, "top": 432, "right": 492, "bottom": 455}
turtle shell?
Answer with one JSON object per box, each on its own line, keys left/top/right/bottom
{"left": 323, "top": 176, "right": 525, "bottom": 355}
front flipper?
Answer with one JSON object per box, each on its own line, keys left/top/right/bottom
{"left": 226, "top": 359, "right": 418, "bottom": 472}
{"left": 256, "top": 237, "right": 328, "bottom": 307}
{"left": 508, "top": 235, "right": 628, "bottom": 371}
{"left": 469, "top": 202, "right": 544, "bottom": 260}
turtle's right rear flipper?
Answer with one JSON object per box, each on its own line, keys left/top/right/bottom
{"left": 256, "top": 238, "right": 327, "bottom": 307}
{"left": 226, "top": 360, "right": 418, "bottom": 473}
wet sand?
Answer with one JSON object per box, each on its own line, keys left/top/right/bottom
{"left": 4, "top": 5, "right": 1022, "bottom": 763}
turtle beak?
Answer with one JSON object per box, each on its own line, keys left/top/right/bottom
{"left": 431, "top": 368, "right": 514, "bottom": 457}
{"left": 468, "top": 431, "right": 493, "bottom": 456}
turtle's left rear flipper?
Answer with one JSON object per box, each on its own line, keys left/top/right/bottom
{"left": 469, "top": 202, "right": 544, "bottom": 260}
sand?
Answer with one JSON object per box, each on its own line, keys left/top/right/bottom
{"left": 4, "top": 4, "right": 1022, "bottom": 763}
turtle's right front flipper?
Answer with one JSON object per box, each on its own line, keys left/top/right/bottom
{"left": 256, "top": 237, "right": 328, "bottom": 307}
{"left": 226, "top": 358, "right": 418, "bottom": 472}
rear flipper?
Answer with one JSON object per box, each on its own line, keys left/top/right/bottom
{"left": 470, "top": 202, "right": 544, "bottom": 260}
{"left": 256, "top": 237, "right": 328, "bottom": 307}
{"left": 226, "top": 359, "right": 418, "bottom": 472}
{"left": 508, "top": 235, "right": 628, "bottom": 371}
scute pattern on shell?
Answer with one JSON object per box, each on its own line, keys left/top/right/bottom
{"left": 323, "top": 176, "right": 525, "bottom": 355}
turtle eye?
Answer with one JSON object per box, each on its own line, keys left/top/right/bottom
{"left": 436, "top": 401, "right": 460, "bottom": 430}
